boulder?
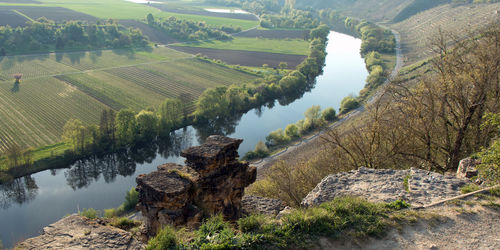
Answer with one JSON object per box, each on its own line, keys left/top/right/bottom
{"left": 241, "top": 195, "right": 286, "bottom": 216}
{"left": 16, "top": 215, "right": 143, "bottom": 249}
{"left": 456, "top": 157, "right": 479, "bottom": 179}
{"left": 136, "top": 135, "right": 257, "bottom": 236}
{"left": 302, "top": 167, "right": 468, "bottom": 208}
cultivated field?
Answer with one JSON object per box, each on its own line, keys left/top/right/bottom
{"left": 151, "top": 3, "right": 258, "bottom": 21}
{"left": 235, "top": 29, "right": 310, "bottom": 39}
{"left": 0, "top": 47, "right": 259, "bottom": 151}
{"left": 0, "top": 9, "right": 29, "bottom": 27}
{"left": 174, "top": 37, "right": 310, "bottom": 55}
{"left": 170, "top": 46, "right": 307, "bottom": 69}
{"left": 391, "top": 2, "right": 500, "bottom": 64}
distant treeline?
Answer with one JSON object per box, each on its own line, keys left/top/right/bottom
{"left": 203, "top": 0, "right": 282, "bottom": 15}
{"left": 260, "top": 8, "right": 319, "bottom": 29}
{"left": 146, "top": 14, "right": 240, "bottom": 41}
{"left": 0, "top": 18, "right": 148, "bottom": 55}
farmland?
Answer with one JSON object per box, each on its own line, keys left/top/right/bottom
{"left": 0, "top": 9, "right": 30, "bottom": 27}
{"left": 391, "top": 2, "right": 500, "bottom": 64}
{"left": 170, "top": 46, "right": 307, "bottom": 69}
{"left": 0, "top": 46, "right": 259, "bottom": 151}
{"left": 0, "top": 0, "right": 259, "bottom": 30}
{"left": 172, "top": 37, "right": 311, "bottom": 55}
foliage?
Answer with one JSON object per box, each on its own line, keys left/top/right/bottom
{"left": 475, "top": 112, "right": 500, "bottom": 185}
{"left": 385, "top": 200, "right": 411, "bottom": 210}
{"left": 0, "top": 19, "right": 147, "bottom": 54}
{"left": 111, "top": 217, "right": 140, "bottom": 231}
{"left": 146, "top": 14, "right": 236, "bottom": 41}
{"left": 403, "top": 174, "right": 410, "bottom": 192}
{"left": 460, "top": 183, "right": 482, "bottom": 194}
{"left": 124, "top": 187, "right": 139, "bottom": 211}
{"left": 242, "top": 141, "right": 270, "bottom": 161}
{"left": 146, "top": 226, "right": 179, "bottom": 250}
{"left": 285, "top": 124, "right": 300, "bottom": 139}
{"left": 266, "top": 128, "right": 291, "bottom": 146}
{"left": 79, "top": 208, "right": 99, "bottom": 219}
{"left": 339, "top": 96, "right": 360, "bottom": 114}
{"left": 321, "top": 107, "right": 337, "bottom": 122}
{"left": 147, "top": 196, "right": 405, "bottom": 249}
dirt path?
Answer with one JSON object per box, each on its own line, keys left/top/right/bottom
{"left": 252, "top": 29, "right": 403, "bottom": 176}
{"left": 319, "top": 199, "right": 500, "bottom": 250}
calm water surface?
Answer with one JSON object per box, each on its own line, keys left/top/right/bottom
{"left": 0, "top": 31, "right": 367, "bottom": 247}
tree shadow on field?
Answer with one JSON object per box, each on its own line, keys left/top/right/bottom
{"left": 10, "top": 82, "right": 19, "bottom": 93}
{"left": 112, "top": 48, "right": 138, "bottom": 60}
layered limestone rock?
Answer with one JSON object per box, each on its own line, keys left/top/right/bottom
{"left": 136, "top": 135, "right": 256, "bottom": 236}
{"left": 17, "top": 215, "right": 144, "bottom": 249}
{"left": 456, "top": 157, "right": 479, "bottom": 180}
{"left": 241, "top": 195, "right": 286, "bottom": 216}
{"left": 302, "top": 167, "right": 468, "bottom": 207}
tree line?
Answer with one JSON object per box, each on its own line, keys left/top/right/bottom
{"left": 146, "top": 14, "right": 239, "bottom": 41}
{"left": 0, "top": 18, "right": 148, "bottom": 55}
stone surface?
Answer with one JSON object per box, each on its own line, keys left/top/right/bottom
{"left": 302, "top": 167, "right": 468, "bottom": 207}
{"left": 456, "top": 157, "right": 479, "bottom": 179}
{"left": 17, "top": 215, "right": 143, "bottom": 250}
{"left": 136, "top": 135, "right": 257, "bottom": 236}
{"left": 241, "top": 195, "right": 286, "bottom": 216}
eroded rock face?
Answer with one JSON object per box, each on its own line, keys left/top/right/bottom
{"left": 136, "top": 135, "right": 256, "bottom": 236}
{"left": 302, "top": 167, "right": 468, "bottom": 207}
{"left": 17, "top": 215, "right": 144, "bottom": 250}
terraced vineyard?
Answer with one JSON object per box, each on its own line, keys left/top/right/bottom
{"left": 0, "top": 47, "right": 259, "bottom": 152}
{"left": 391, "top": 2, "right": 500, "bottom": 64}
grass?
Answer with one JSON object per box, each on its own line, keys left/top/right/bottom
{"left": 175, "top": 37, "right": 311, "bottom": 55}
{"left": 403, "top": 174, "right": 410, "bottom": 192}
{"left": 147, "top": 197, "right": 415, "bottom": 249}
{"left": 0, "top": 47, "right": 259, "bottom": 153}
{"left": 1, "top": 0, "right": 259, "bottom": 30}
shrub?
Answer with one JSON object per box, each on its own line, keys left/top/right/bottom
{"left": 111, "top": 217, "right": 139, "bottom": 230}
{"left": 123, "top": 187, "right": 139, "bottom": 211}
{"left": 385, "top": 200, "right": 411, "bottom": 210}
{"left": 193, "top": 215, "right": 236, "bottom": 249}
{"left": 266, "top": 128, "right": 290, "bottom": 146}
{"left": 321, "top": 107, "right": 336, "bottom": 122}
{"left": 238, "top": 214, "right": 268, "bottom": 233}
{"left": 79, "top": 208, "right": 99, "bottom": 219}
{"left": 461, "top": 184, "right": 482, "bottom": 194}
{"left": 340, "top": 96, "right": 360, "bottom": 114}
{"left": 285, "top": 124, "right": 300, "bottom": 139}
{"left": 146, "top": 226, "right": 179, "bottom": 250}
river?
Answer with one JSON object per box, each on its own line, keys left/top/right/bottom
{"left": 0, "top": 31, "right": 368, "bottom": 247}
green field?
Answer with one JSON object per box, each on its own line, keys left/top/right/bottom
{"left": 0, "top": 0, "right": 259, "bottom": 30}
{"left": 175, "top": 37, "right": 311, "bottom": 55}
{"left": 0, "top": 47, "right": 259, "bottom": 152}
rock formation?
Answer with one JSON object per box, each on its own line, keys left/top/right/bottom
{"left": 16, "top": 215, "right": 144, "bottom": 250}
{"left": 241, "top": 195, "right": 286, "bottom": 216}
{"left": 136, "top": 135, "right": 256, "bottom": 236}
{"left": 456, "top": 157, "right": 479, "bottom": 180}
{"left": 302, "top": 167, "right": 468, "bottom": 207}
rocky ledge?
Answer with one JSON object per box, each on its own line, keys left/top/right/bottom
{"left": 302, "top": 167, "right": 469, "bottom": 207}
{"left": 136, "top": 135, "right": 257, "bottom": 236}
{"left": 16, "top": 215, "right": 144, "bottom": 250}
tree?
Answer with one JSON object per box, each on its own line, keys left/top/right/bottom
{"left": 0, "top": 47, "right": 5, "bottom": 56}
{"left": 278, "top": 62, "right": 288, "bottom": 69}
{"left": 159, "top": 98, "right": 182, "bottom": 135}
{"left": 13, "top": 73, "right": 22, "bottom": 84}
{"left": 115, "top": 109, "right": 137, "bottom": 146}
{"left": 55, "top": 37, "right": 64, "bottom": 49}
{"left": 62, "top": 119, "right": 86, "bottom": 152}
{"left": 147, "top": 13, "right": 155, "bottom": 25}
{"left": 136, "top": 110, "right": 159, "bottom": 141}
{"left": 339, "top": 96, "right": 359, "bottom": 114}
{"left": 285, "top": 124, "right": 300, "bottom": 138}
{"left": 304, "top": 105, "right": 322, "bottom": 129}
{"left": 266, "top": 128, "right": 290, "bottom": 146}
{"left": 321, "top": 107, "right": 336, "bottom": 122}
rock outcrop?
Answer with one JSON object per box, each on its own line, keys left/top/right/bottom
{"left": 136, "top": 135, "right": 256, "bottom": 236}
{"left": 241, "top": 195, "right": 286, "bottom": 216}
{"left": 456, "top": 157, "right": 479, "bottom": 179}
{"left": 302, "top": 167, "right": 468, "bottom": 207}
{"left": 17, "top": 215, "right": 144, "bottom": 250}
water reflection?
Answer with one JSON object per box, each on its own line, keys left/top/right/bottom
{"left": 0, "top": 129, "right": 193, "bottom": 207}
{"left": 0, "top": 176, "right": 38, "bottom": 209}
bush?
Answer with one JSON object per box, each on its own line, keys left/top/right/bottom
{"left": 79, "top": 208, "right": 99, "bottom": 219}
{"left": 285, "top": 124, "right": 300, "bottom": 139}
{"left": 111, "top": 217, "right": 139, "bottom": 230}
{"left": 242, "top": 141, "right": 270, "bottom": 161}
{"left": 266, "top": 128, "right": 290, "bottom": 146}
{"left": 321, "top": 107, "right": 336, "bottom": 122}
{"left": 238, "top": 214, "right": 267, "bottom": 233}
{"left": 385, "top": 200, "right": 411, "bottom": 210}
{"left": 193, "top": 215, "right": 236, "bottom": 249}
{"left": 124, "top": 187, "right": 139, "bottom": 211}
{"left": 340, "top": 96, "right": 360, "bottom": 114}
{"left": 146, "top": 226, "right": 179, "bottom": 250}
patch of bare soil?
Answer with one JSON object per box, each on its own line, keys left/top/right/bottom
{"left": 169, "top": 46, "right": 307, "bottom": 69}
